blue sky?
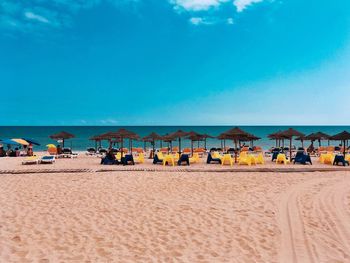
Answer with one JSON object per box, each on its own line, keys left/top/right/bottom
{"left": 1, "top": 0, "right": 350, "bottom": 125}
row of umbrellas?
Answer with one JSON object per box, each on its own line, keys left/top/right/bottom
{"left": 8, "top": 129, "right": 348, "bottom": 159}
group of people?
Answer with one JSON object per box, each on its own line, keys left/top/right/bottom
{"left": 0, "top": 144, "right": 33, "bottom": 157}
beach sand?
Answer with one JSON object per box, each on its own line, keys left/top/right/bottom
{"left": 1, "top": 155, "right": 350, "bottom": 262}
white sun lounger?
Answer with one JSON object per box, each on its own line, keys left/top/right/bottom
{"left": 39, "top": 155, "right": 55, "bottom": 164}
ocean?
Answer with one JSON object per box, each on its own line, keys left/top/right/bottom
{"left": 0, "top": 126, "right": 349, "bottom": 151}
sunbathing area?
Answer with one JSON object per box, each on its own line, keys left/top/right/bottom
{"left": 1, "top": 127, "right": 350, "bottom": 262}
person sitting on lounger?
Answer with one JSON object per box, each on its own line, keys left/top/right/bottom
{"left": 101, "top": 149, "right": 119, "bottom": 165}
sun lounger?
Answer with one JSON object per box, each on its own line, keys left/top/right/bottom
{"left": 207, "top": 153, "right": 222, "bottom": 164}
{"left": 178, "top": 154, "right": 190, "bottom": 166}
{"left": 153, "top": 152, "right": 164, "bottom": 164}
{"left": 134, "top": 153, "right": 144, "bottom": 164}
{"left": 293, "top": 151, "right": 312, "bottom": 165}
{"left": 39, "top": 156, "right": 55, "bottom": 164}
{"left": 22, "top": 156, "right": 39, "bottom": 165}
{"left": 121, "top": 154, "right": 135, "bottom": 165}
{"left": 163, "top": 154, "right": 175, "bottom": 166}
{"left": 189, "top": 153, "right": 200, "bottom": 164}
{"left": 276, "top": 154, "right": 289, "bottom": 165}
{"left": 333, "top": 155, "right": 349, "bottom": 166}
{"left": 221, "top": 154, "right": 233, "bottom": 166}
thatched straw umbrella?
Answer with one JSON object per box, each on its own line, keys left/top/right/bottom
{"left": 113, "top": 128, "right": 138, "bottom": 158}
{"left": 49, "top": 131, "right": 75, "bottom": 148}
{"left": 186, "top": 131, "right": 202, "bottom": 155}
{"left": 161, "top": 134, "right": 175, "bottom": 154}
{"left": 330, "top": 131, "right": 350, "bottom": 156}
{"left": 89, "top": 135, "right": 103, "bottom": 150}
{"left": 222, "top": 127, "right": 250, "bottom": 162}
{"left": 279, "top": 128, "right": 305, "bottom": 159}
{"left": 217, "top": 133, "right": 229, "bottom": 151}
{"left": 142, "top": 132, "right": 162, "bottom": 158}
{"left": 169, "top": 130, "right": 189, "bottom": 154}
{"left": 201, "top": 134, "right": 214, "bottom": 150}
{"left": 268, "top": 131, "right": 285, "bottom": 147}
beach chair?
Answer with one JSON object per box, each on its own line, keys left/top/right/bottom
{"left": 153, "top": 152, "right": 164, "bottom": 164}
{"left": 293, "top": 151, "right": 312, "bottom": 165}
{"left": 207, "top": 153, "right": 221, "bottom": 164}
{"left": 221, "top": 154, "right": 234, "bottom": 166}
{"left": 189, "top": 153, "right": 200, "bottom": 164}
{"left": 238, "top": 154, "right": 251, "bottom": 166}
{"left": 163, "top": 154, "right": 175, "bottom": 166}
{"left": 333, "top": 155, "right": 349, "bottom": 166}
{"left": 178, "top": 154, "right": 190, "bottom": 166}
{"left": 134, "top": 153, "right": 144, "bottom": 164}
{"left": 276, "top": 154, "right": 289, "bottom": 165}
{"left": 121, "top": 154, "right": 135, "bottom": 165}
{"left": 320, "top": 153, "right": 334, "bottom": 164}
{"left": 39, "top": 156, "right": 55, "bottom": 164}
{"left": 22, "top": 156, "right": 39, "bottom": 165}
{"left": 255, "top": 153, "right": 265, "bottom": 164}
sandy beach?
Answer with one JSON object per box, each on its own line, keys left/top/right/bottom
{"left": 0, "top": 155, "right": 350, "bottom": 262}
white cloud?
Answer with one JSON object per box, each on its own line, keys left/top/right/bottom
{"left": 24, "top": 11, "right": 50, "bottom": 23}
{"left": 171, "top": 0, "right": 229, "bottom": 11}
{"left": 233, "top": 0, "right": 263, "bottom": 12}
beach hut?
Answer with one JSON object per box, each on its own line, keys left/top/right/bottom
{"left": 330, "top": 131, "right": 350, "bottom": 156}
{"left": 169, "top": 130, "right": 189, "bottom": 154}
{"left": 279, "top": 128, "right": 305, "bottom": 159}
{"left": 49, "top": 131, "right": 75, "bottom": 148}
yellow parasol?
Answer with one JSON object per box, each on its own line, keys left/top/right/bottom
{"left": 12, "top": 138, "right": 30, "bottom": 146}
{"left": 46, "top": 144, "right": 56, "bottom": 148}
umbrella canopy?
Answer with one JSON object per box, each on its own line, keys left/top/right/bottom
{"left": 222, "top": 127, "right": 250, "bottom": 162}
{"left": 330, "top": 131, "right": 350, "bottom": 155}
{"left": 22, "top": 138, "right": 40, "bottom": 146}
{"left": 46, "top": 144, "right": 56, "bottom": 148}
{"left": 89, "top": 135, "right": 103, "bottom": 150}
{"left": 279, "top": 128, "right": 305, "bottom": 158}
{"left": 1, "top": 139, "right": 21, "bottom": 146}
{"left": 11, "top": 139, "right": 30, "bottom": 146}
{"left": 297, "top": 132, "right": 330, "bottom": 147}
{"left": 49, "top": 131, "right": 75, "bottom": 147}
{"left": 169, "top": 130, "right": 189, "bottom": 154}
{"left": 113, "top": 128, "right": 138, "bottom": 157}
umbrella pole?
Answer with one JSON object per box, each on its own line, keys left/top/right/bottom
{"left": 290, "top": 138, "right": 292, "bottom": 160}
{"left": 63, "top": 139, "right": 65, "bottom": 148}
{"left": 153, "top": 140, "right": 155, "bottom": 157}
{"left": 344, "top": 140, "right": 346, "bottom": 156}
{"left": 121, "top": 137, "right": 124, "bottom": 158}
{"left": 234, "top": 140, "right": 238, "bottom": 163}
{"left": 302, "top": 139, "right": 304, "bottom": 149}
{"left": 224, "top": 139, "right": 226, "bottom": 152}
{"left": 179, "top": 138, "right": 181, "bottom": 155}
{"left": 191, "top": 140, "right": 193, "bottom": 156}
{"left": 130, "top": 139, "right": 133, "bottom": 155}
{"left": 204, "top": 138, "right": 207, "bottom": 150}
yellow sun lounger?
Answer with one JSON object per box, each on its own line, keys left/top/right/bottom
{"left": 221, "top": 154, "right": 233, "bottom": 166}
{"left": 189, "top": 153, "right": 200, "bottom": 164}
{"left": 134, "top": 153, "right": 144, "bottom": 164}
{"left": 163, "top": 154, "right": 175, "bottom": 166}
{"left": 238, "top": 154, "right": 252, "bottom": 166}
{"left": 22, "top": 156, "right": 39, "bottom": 165}
{"left": 276, "top": 154, "right": 290, "bottom": 165}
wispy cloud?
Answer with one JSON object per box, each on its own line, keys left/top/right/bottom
{"left": 24, "top": 11, "right": 49, "bottom": 23}
{"left": 233, "top": 0, "right": 264, "bottom": 12}
{"left": 171, "top": 0, "right": 229, "bottom": 11}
